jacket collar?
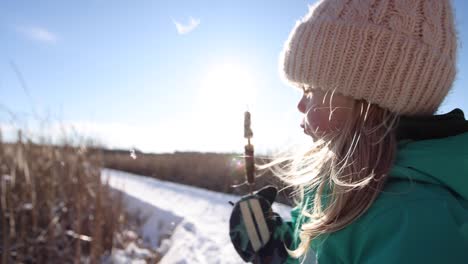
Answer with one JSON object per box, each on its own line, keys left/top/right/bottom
{"left": 396, "top": 108, "right": 468, "bottom": 141}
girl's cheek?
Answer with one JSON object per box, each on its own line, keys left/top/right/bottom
{"left": 303, "top": 91, "right": 353, "bottom": 137}
{"left": 306, "top": 107, "right": 331, "bottom": 134}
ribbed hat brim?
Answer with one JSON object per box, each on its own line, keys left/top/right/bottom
{"left": 282, "top": 21, "right": 457, "bottom": 116}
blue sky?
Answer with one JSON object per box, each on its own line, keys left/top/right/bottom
{"left": 1, "top": 0, "right": 467, "bottom": 153}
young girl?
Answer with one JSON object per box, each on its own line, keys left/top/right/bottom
{"left": 229, "top": 0, "right": 468, "bottom": 263}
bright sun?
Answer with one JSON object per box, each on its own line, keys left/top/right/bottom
{"left": 192, "top": 60, "right": 260, "bottom": 151}
{"left": 198, "top": 61, "right": 257, "bottom": 115}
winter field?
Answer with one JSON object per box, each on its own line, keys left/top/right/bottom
{"left": 102, "top": 169, "right": 292, "bottom": 263}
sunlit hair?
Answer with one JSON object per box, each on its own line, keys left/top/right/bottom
{"left": 258, "top": 89, "right": 400, "bottom": 260}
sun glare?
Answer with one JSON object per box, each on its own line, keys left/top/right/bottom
{"left": 194, "top": 60, "right": 259, "bottom": 150}
{"left": 199, "top": 61, "right": 257, "bottom": 114}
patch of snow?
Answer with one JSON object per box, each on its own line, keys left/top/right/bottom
{"left": 102, "top": 169, "right": 292, "bottom": 263}
{"left": 103, "top": 243, "right": 152, "bottom": 264}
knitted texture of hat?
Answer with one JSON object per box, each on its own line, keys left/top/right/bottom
{"left": 281, "top": 0, "right": 458, "bottom": 116}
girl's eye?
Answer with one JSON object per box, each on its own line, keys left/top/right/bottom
{"left": 302, "top": 87, "right": 312, "bottom": 96}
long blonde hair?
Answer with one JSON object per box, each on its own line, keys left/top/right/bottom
{"left": 259, "top": 93, "right": 400, "bottom": 259}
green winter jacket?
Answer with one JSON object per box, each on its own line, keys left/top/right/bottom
{"left": 286, "top": 109, "right": 468, "bottom": 264}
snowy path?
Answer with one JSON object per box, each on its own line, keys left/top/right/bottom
{"left": 102, "top": 169, "right": 292, "bottom": 264}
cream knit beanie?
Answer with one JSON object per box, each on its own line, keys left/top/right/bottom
{"left": 281, "top": 0, "right": 458, "bottom": 116}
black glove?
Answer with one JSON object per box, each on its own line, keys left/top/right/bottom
{"left": 229, "top": 186, "right": 293, "bottom": 263}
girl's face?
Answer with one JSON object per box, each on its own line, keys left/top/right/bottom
{"left": 297, "top": 87, "right": 354, "bottom": 140}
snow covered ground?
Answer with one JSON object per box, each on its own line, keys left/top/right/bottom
{"left": 102, "top": 169, "right": 292, "bottom": 263}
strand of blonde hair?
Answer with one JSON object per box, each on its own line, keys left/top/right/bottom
{"left": 259, "top": 96, "right": 399, "bottom": 260}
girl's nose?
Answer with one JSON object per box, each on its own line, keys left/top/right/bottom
{"left": 297, "top": 95, "right": 307, "bottom": 113}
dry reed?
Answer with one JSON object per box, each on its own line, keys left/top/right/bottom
{"left": 0, "top": 129, "right": 157, "bottom": 263}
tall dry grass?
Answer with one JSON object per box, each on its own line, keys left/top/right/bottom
{"left": 102, "top": 151, "right": 242, "bottom": 193}
{"left": 0, "top": 130, "right": 146, "bottom": 263}
{"left": 101, "top": 150, "right": 293, "bottom": 205}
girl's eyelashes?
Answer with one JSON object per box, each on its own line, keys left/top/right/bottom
{"left": 302, "top": 87, "right": 313, "bottom": 97}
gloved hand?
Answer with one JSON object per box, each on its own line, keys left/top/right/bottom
{"left": 229, "top": 186, "right": 293, "bottom": 263}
